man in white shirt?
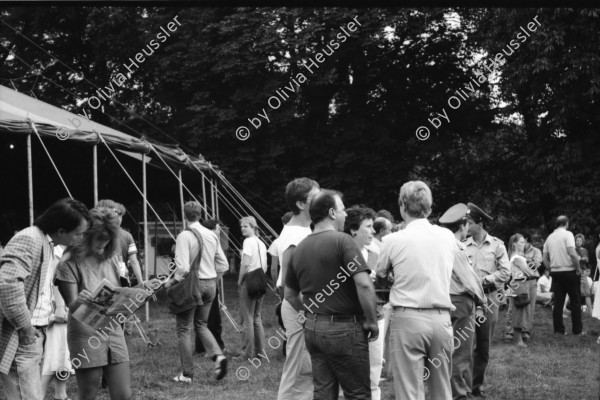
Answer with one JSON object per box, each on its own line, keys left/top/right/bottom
{"left": 167, "top": 201, "right": 229, "bottom": 382}
{"left": 277, "top": 178, "right": 320, "bottom": 400}
{"left": 542, "top": 215, "right": 583, "bottom": 335}
{"left": 376, "top": 181, "right": 455, "bottom": 400}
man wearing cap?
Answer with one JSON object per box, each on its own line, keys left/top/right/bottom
{"left": 463, "top": 203, "right": 510, "bottom": 398}
{"left": 439, "top": 204, "right": 485, "bottom": 400}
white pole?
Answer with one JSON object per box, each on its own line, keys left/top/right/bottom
{"left": 143, "top": 154, "right": 149, "bottom": 322}
{"left": 201, "top": 172, "right": 208, "bottom": 219}
{"left": 93, "top": 145, "right": 98, "bottom": 205}
{"left": 27, "top": 134, "right": 33, "bottom": 226}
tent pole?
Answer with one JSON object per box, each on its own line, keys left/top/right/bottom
{"left": 142, "top": 154, "right": 149, "bottom": 323}
{"left": 215, "top": 179, "right": 219, "bottom": 219}
{"left": 201, "top": 172, "right": 208, "bottom": 220}
{"left": 93, "top": 144, "right": 98, "bottom": 205}
{"left": 179, "top": 169, "right": 185, "bottom": 229}
{"left": 27, "top": 134, "right": 33, "bottom": 226}
{"left": 210, "top": 177, "right": 216, "bottom": 219}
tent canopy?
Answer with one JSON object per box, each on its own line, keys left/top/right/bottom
{"left": 0, "top": 84, "right": 216, "bottom": 172}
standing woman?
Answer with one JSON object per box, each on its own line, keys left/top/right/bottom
{"left": 237, "top": 216, "right": 268, "bottom": 359}
{"left": 344, "top": 207, "right": 384, "bottom": 400}
{"left": 508, "top": 233, "right": 537, "bottom": 348}
{"left": 56, "top": 208, "right": 132, "bottom": 400}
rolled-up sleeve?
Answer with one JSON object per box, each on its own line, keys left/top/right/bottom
{"left": 376, "top": 240, "right": 392, "bottom": 278}
{"left": 174, "top": 232, "right": 191, "bottom": 281}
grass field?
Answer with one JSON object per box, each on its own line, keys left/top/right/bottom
{"left": 9, "top": 274, "right": 600, "bottom": 400}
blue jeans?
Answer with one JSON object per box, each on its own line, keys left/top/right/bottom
{"left": 304, "top": 316, "right": 370, "bottom": 400}
{"left": 238, "top": 283, "right": 266, "bottom": 358}
{"left": 175, "top": 279, "right": 222, "bottom": 378}
{"left": 0, "top": 329, "right": 45, "bottom": 400}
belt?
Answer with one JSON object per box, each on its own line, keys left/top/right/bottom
{"left": 451, "top": 293, "right": 475, "bottom": 302}
{"left": 525, "top": 276, "right": 539, "bottom": 281}
{"left": 34, "top": 325, "right": 47, "bottom": 332}
{"left": 306, "top": 314, "right": 363, "bottom": 323}
{"left": 483, "top": 287, "right": 497, "bottom": 294}
{"left": 393, "top": 306, "right": 449, "bottom": 313}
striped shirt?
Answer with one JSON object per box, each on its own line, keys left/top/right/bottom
{"left": 376, "top": 218, "right": 455, "bottom": 310}
{"left": 30, "top": 237, "right": 61, "bottom": 326}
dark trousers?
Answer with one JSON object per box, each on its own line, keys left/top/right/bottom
{"left": 551, "top": 270, "right": 583, "bottom": 334}
{"left": 450, "top": 295, "right": 475, "bottom": 400}
{"left": 304, "top": 317, "right": 370, "bottom": 400}
{"left": 196, "top": 284, "right": 225, "bottom": 352}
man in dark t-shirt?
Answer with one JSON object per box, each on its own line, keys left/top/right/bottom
{"left": 285, "top": 190, "right": 378, "bottom": 400}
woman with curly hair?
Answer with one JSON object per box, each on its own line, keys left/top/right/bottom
{"left": 344, "top": 207, "right": 385, "bottom": 400}
{"left": 55, "top": 208, "right": 132, "bottom": 400}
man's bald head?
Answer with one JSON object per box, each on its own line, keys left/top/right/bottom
{"left": 374, "top": 217, "right": 393, "bottom": 239}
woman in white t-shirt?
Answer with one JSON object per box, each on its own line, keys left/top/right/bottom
{"left": 238, "top": 216, "right": 268, "bottom": 359}
{"left": 507, "top": 233, "right": 537, "bottom": 348}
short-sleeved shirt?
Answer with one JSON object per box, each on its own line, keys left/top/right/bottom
{"left": 55, "top": 254, "right": 129, "bottom": 369}
{"left": 285, "top": 230, "right": 369, "bottom": 316}
{"left": 376, "top": 219, "right": 455, "bottom": 309}
{"left": 543, "top": 227, "right": 576, "bottom": 272}
{"left": 267, "top": 238, "right": 280, "bottom": 257}
{"left": 242, "top": 236, "right": 268, "bottom": 273}
{"left": 118, "top": 228, "right": 137, "bottom": 263}
{"left": 275, "top": 225, "right": 312, "bottom": 287}
{"left": 464, "top": 234, "right": 511, "bottom": 287}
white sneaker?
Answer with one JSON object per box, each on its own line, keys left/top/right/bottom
{"left": 172, "top": 373, "right": 192, "bottom": 383}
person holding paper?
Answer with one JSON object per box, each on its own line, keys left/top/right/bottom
{"left": 56, "top": 208, "right": 132, "bottom": 400}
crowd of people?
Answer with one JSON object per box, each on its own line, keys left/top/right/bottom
{"left": 0, "top": 179, "right": 598, "bottom": 400}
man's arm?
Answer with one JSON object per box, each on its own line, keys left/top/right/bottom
{"left": 0, "top": 234, "right": 39, "bottom": 336}
{"left": 270, "top": 255, "right": 279, "bottom": 285}
{"left": 531, "top": 248, "right": 543, "bottom": 270}
{"left": 128, "top": 254, "right": 144, "bottom": 285}
{"left": 487, "top": 243, "right": 510, "bottom": 285}
{"left": 375, "top": 241, "right": 392, "bottom": 279}
{"left": 353, "top": 271, "right": 379, "bottom": 341}
{"left": 165, "top": 233, "right": 189, "bottom": 287}
{"left": 567, "top": 246, "right": 581, "bottom": 274}
{"left": 279, "top": 246, "right": 295, "bottom": 298}
{"left": 453, "top": 252, "right": 485, "bottom": 305}
{"left": 213, "top": 233, "right": 229, "bottom": 277}
{"left": 284, "top": 285, "right": 303, "bottom": 312}
{"left": 239, "top": 254, "right": 250, "bottom": 285}
{"left": 543, "top": 251, "right": 551, "bottom": 270}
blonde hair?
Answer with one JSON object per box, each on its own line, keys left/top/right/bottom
{"left": 240, "top": 216, "right": 259, "bottom": 235}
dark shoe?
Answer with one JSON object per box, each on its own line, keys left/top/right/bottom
{"left": 472, "top": 389, "right": 486, "bottom": 398}
{"left": 573, "top": 331, "right": 587, "bottom": 336}
{"left": 215, "top": 355, "right": 228, "bottom": 380}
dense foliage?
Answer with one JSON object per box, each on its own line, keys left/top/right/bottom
{"left": 1, "top": 6, "right": 599, "bottom": 246}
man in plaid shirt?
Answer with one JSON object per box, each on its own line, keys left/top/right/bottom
{"left": 0, "top": 198, "right": 90, "bottom": 400}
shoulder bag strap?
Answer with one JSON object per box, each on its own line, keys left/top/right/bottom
{"left": 512, "top": 255, "right": 534, "bottom": 278}
{"left": 186, "top": 228, "right": 204, "bottom": 275}
{"left": 256, "top": 238, "right": 262, "bottom": 271}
